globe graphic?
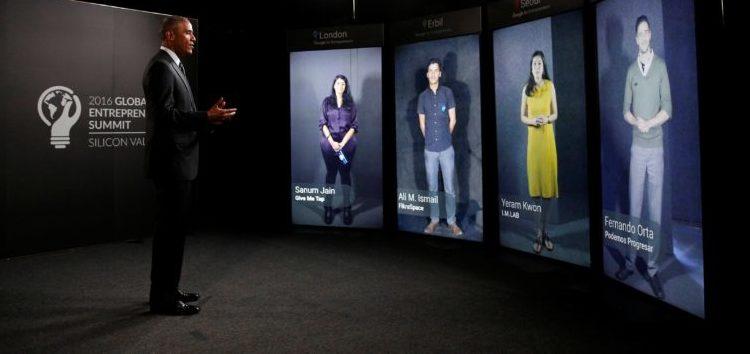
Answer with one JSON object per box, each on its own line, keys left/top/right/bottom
{"left": 42, "top": 89, "right": 75, "bottom": 122}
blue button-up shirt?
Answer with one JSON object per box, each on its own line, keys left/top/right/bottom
{"left": 418, "top": 85, "right": 455, "bottom": 152}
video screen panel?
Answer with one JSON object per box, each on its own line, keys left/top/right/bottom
{"left": 394, "top": 23, "right": 483, "bottom": 241}
{"left": 289, "top": 26, "right": 383, "bottom": 228}
{"left": 493, "top": 8, "right": 590, "bottom": 266}
{"left": 597, "top": 0, "right": 704, "bottom": 317}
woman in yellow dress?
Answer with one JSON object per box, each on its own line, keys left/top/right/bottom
{"left": 520, "top": 51, "right": 558, "bottom": 254}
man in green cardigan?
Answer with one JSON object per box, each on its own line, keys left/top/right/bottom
{"left": 616, "top": 15, "right": 672, "bottom": 301}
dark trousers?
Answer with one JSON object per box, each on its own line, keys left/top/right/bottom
{"left": 320, "top": 134, "right": 357, "bottom": 207}
{"left": 320, "top": 134, "right": 357, "bottom": 189}
{"left": 323, "top": 152, "right": 353, "bottom": 186}
{"left": 150, "top": 178, "right": 193, "bottom": 303}
{"left": 322, "top": 149, "right": 354, "bottom": 208}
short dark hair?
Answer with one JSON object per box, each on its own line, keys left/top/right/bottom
{"left": 635, "top": 15, "right": 650, "bottom": 33}
{"left": 427, "top": 58, "right": 442, "bottom": 71}
{"left": 161, "top": 16, "right": 189, "bottom": 39}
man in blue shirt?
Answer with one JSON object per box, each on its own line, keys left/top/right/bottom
{"left": 418, "top": 58, "right": 463, "bottom": 237}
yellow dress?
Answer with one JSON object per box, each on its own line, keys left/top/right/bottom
{"left": 525, "top": 80, "right": 558, "bottom": 198}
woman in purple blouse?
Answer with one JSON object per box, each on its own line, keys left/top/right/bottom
{"left": 319, "top": 74, "right": 359, "bottom": 225}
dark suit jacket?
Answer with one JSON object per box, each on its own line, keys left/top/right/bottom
{"left": 143, "top": 50, "right": 207, "bottom": 181}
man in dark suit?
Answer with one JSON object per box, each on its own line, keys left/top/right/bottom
{"left": 143, "top": 16, "right": 236, "bottom": 315}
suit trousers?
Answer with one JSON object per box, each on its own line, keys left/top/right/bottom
{"left": 150, "top": 178, "right": 193, "bottom": 302}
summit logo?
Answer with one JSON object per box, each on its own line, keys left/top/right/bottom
{"left": 37, "top": 85, "right": 81, "bottom": 149}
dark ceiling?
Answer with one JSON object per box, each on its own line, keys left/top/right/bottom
{"left": 79, "top": 0, "right": 488, "bottom": 29}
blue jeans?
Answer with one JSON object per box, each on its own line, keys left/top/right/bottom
{"left": 626, "top": 144, "right": 663, "bottom": 276}
{"left": 425, "top": 146, "right": 456, "bottom": 225}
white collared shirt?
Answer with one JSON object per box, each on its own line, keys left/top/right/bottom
{"left": 637, "top": 48, "right": 654, "bottom": 76}
{"left": 160, "top": 45, "right": 181, "bottom": 67}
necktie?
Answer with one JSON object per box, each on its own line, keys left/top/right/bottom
{"left": 179, "top": 62, "right": 186, "bottom": 76}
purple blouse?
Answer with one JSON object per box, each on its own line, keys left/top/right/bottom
{"left": 318, "top": 97, "right": 358, "bottom": 138}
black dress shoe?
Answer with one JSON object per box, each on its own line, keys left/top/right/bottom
{"left": 176, "top": 290, "right": 200, "bottom": 303}
{"left": 343, "top": 207, "right": 353, "bottom": 225}
{"left": 150, "top": 300, "right": 200, "bottom": 316}
{"left": 615, "top": 267, "right": 634, "bottom": 281}
{"left": 324, "top": 206, "right": 333, "bottom": 224}
{"left": 646, "top": 274, "right": 665, "bottom": 300}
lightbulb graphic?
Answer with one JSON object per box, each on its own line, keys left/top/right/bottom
{"left": 37, "top": 86, "right": 81, "bottom": 149}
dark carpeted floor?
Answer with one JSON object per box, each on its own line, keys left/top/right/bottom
{"left": 0, "top": 229, "right": 711, "bottom": 352}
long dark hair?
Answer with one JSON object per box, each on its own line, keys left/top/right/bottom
{"left": 525, "top": 51, "right": 551, "bottom": 97}
{"left": 326, "top": 74, "right": 354, "bottom": 108}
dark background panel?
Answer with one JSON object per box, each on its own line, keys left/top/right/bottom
{"left": 2, "top": 0, "right": 119, "bottom": 255}
{"left": 551, "top": 10, "right": 589, "bottom": 221}
{"left": 662, "top": 0, "right": 701, "bottom": 225}
{"left": 0, "top": 0, "right": 196, "bottom": 256}
{"left": 1, "top": 0, "right": 9, "bottom": 254}
{"left": 694, "top": 0, "right": 734, "bottom": 327}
